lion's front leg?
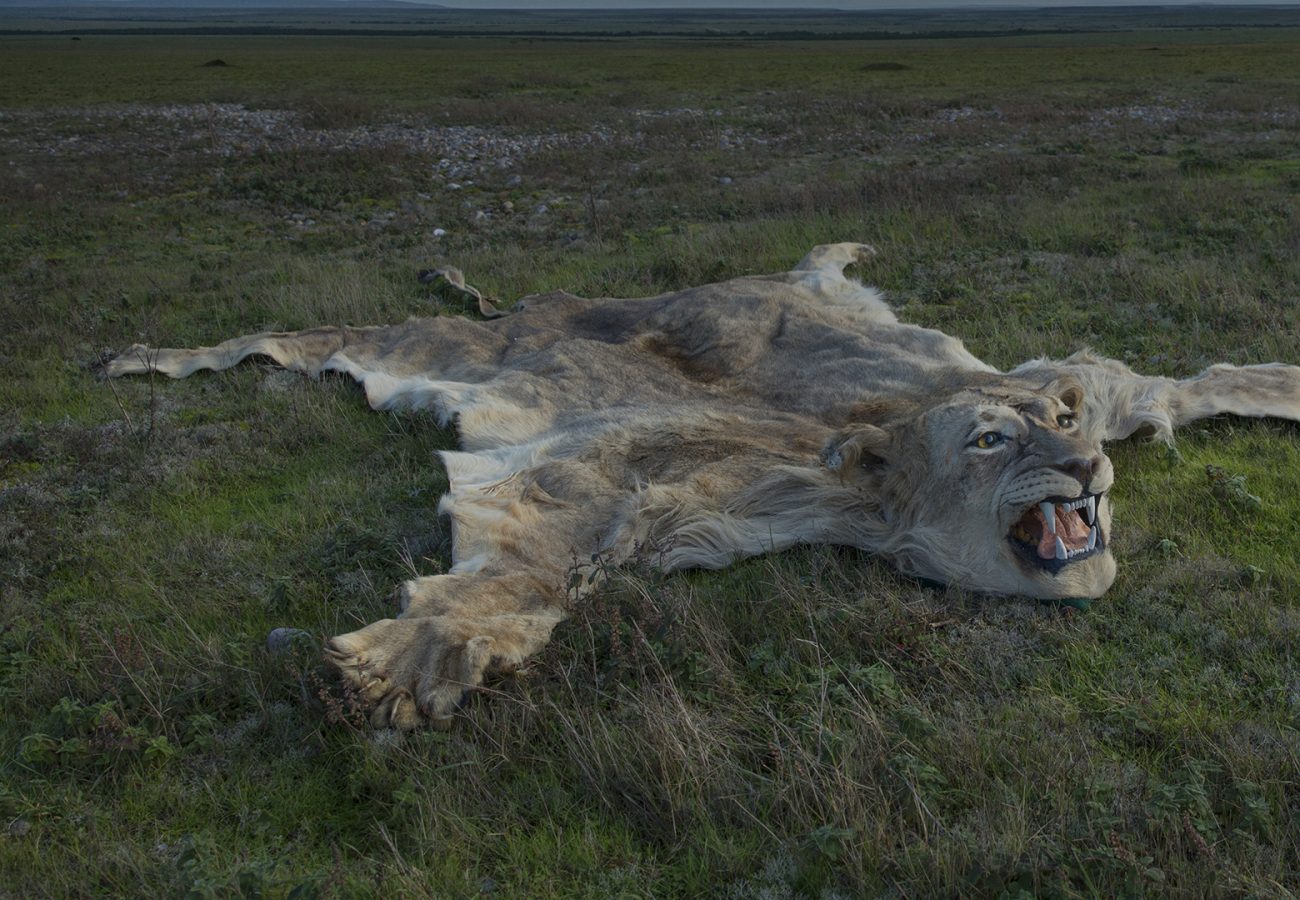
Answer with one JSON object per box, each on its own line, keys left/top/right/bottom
{"left": 1167, "top": 363, "right": 1300, "bottom": 428}
{"left": 333, "top": 446, "right": 629, "bottom": 728}
{"left": 1015, "top": 355, "right": 1300, "bottom": 443}
{"left": 326, "top": 602, "right": 565, "bottom": 729}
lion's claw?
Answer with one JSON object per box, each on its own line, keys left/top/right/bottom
{"left": 323, "top": 615, "right": 554, "bottom": 730}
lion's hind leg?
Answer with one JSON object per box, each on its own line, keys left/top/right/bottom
{"left": 792, "top": 241, "right": 878, "bottom": 275}
{"left": 103, "top": 326, "right": 372, "bottom": 380}
{"left": 789, "top": 242, "right": 893, "bottom": 323}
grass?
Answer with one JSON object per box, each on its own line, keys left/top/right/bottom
{"left": 2, "top": 19, "right": 1299, "bottom": 898}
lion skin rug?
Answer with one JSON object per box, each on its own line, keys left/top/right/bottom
{"left": 107, "top": 243, "right": 1300, "bottom": 728}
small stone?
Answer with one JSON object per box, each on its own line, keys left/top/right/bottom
{"left": 501, "top": 201, "right": 514, "bottom": 213}
{"left": 433, "top": 228, "right": 448, "bottom": 238}
{"left": 447, "top": 182, "right": 462, "bottom": 191}
{"left": 266, "top": 627, "right": 311, "bottom": 655}
{"left": 504, "top": 174, "right": 522, "bottom": 188}
{"left": 261, "top": 370, "right": 299, "bottom": 394}
{"left": 717, "top": 176, "right": 733, "bottom": 185}
{"left": 369, "top": 728, "right": 401, "bottom": 749}
{"left": 7, "top": 818, "right": 31, "bottom": 838}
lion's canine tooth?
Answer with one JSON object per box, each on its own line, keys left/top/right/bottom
{"left": 1055, "top": 536, "right": 1067, "bottom": 560}
{"left": 1040, "top": 501, "right": 1057, "bottom": 533}
{"left": 1084, "top": 495, "right": 1096, "bottom": 525}
{"left": 1087, "top": 526, "right": 1097, "bottom": 551}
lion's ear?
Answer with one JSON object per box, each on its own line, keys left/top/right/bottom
{"left": 1056, "top": 378, "right": 1084, "bottom": 413}
{"left": 822, "top": 424, "right": 893, "bottom": 475}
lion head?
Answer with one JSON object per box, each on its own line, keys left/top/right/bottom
{"left": 827, "top": 374, "right": 1116, "bottom": 600}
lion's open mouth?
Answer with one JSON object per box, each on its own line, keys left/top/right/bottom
{"left": 1009, "top": 493, "right": 1105, "bottom": 572}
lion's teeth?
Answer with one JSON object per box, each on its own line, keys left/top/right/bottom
{"left": 1040, "top": 502, "right": 1057, "bottom": 533}
{"left": 1084, "top": 495, "right": 1096, "bottom": 525}
{"left": 1087, "top": 526, "right": 1097, "bottom": 551}
{"left": 1055, "top": 536, "right": 1067, "bottom": 560}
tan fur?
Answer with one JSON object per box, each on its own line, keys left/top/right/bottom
{"left": 106, "top": 243, "right": 1300, "bottom": 728}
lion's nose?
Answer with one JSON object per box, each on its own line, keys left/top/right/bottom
{"left": 1056, "top": 454, "right": 1103, "bottom": 486}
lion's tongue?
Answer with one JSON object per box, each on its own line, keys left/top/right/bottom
{"left": 1034, "top": 505, "right": 1092, "bottom": 560}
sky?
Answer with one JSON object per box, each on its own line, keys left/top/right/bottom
{"left": 11, "top": 0, "right": 1291, "bottom": 8}
{"left": 422, "top": 1, "right": 1294, "bottom": 6}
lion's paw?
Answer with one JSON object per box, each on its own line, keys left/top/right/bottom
{"left": 324, "top": 617, "right": 511, "bottom": 730}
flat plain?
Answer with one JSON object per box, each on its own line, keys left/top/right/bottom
{"left": 2, "top": 9, "right": 1299, "bottom": 896}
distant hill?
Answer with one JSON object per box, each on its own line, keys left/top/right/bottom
{"left": 0, "top": 0, "right": 446, "bottom": 7}
{"left": 2, "top": 1, "right": 1297, "bottom": 38}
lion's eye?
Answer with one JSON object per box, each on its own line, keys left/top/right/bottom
{"left": 1057, "top": 414, "right": 1077, "bottom": 429}
{"left": 973, "top": 431, "right": 1004, "bottom": 450}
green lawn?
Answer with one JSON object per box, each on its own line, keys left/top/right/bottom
{"left": 2, "top": 24, "right": 1298, "bottom": 897}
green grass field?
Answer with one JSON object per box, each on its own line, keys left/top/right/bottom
{"left": 2, "top": 20, "right": 1299, "bottom": 897}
